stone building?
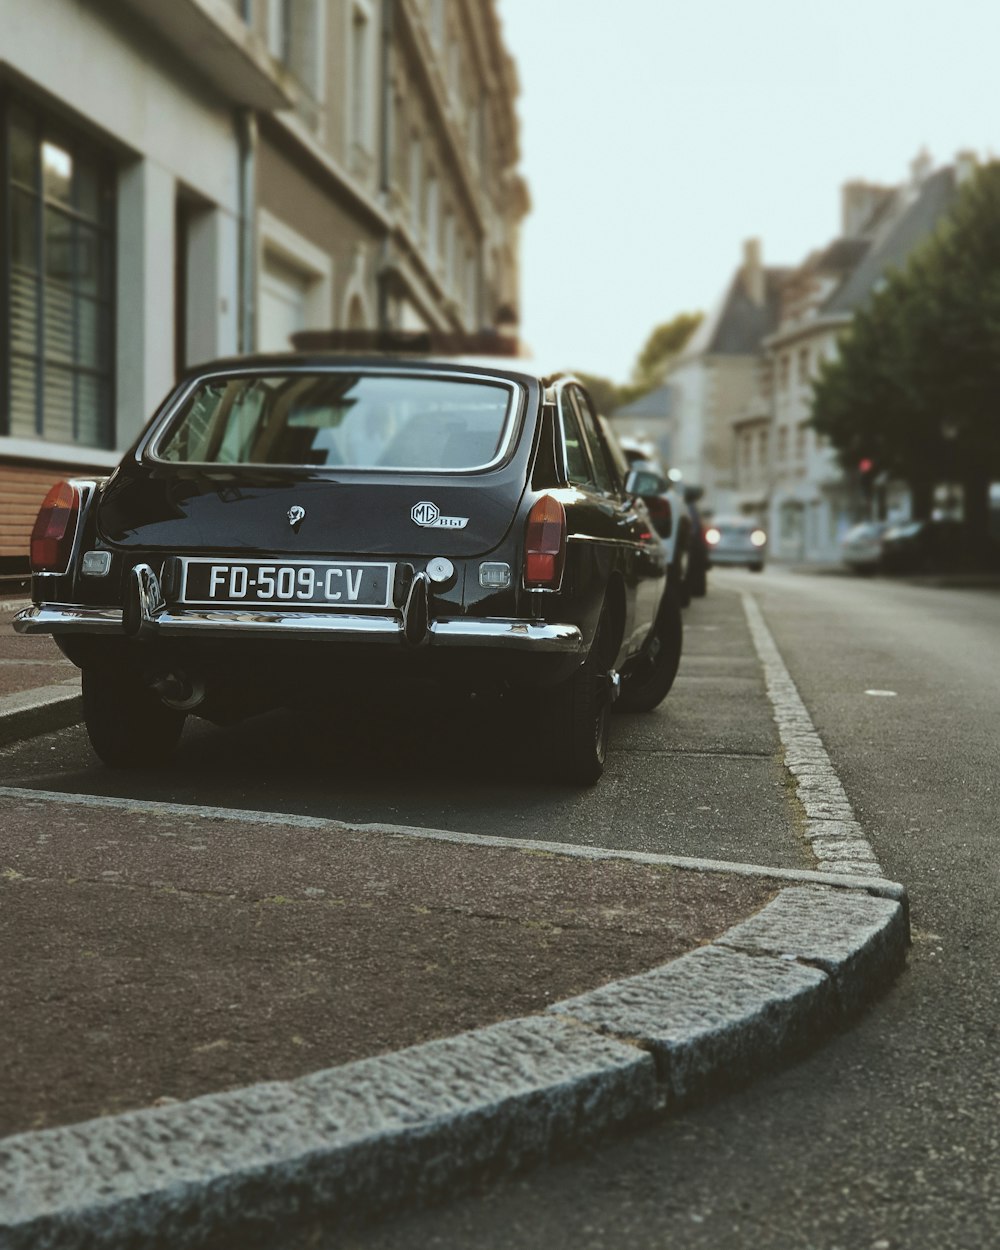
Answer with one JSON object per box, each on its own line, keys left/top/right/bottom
{"left": 666, "top": 152, "right": 972, "bottom": 553}
{"left": 0, "top": 0, "right": 527, "bottom": 572}
{"left": 664, "top": 239, "right": 789, "bottom": 515}
{"left": 762, "top": 154, "right": 968, "bottom": 561}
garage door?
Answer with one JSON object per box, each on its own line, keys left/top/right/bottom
{"left": 258, "top": 253, "right": 311, "bottom": 351}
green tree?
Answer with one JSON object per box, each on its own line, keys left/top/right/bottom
{"left": 630, "top": 311, "right": 703, "bottom": 394}
{"left": 812, "top": 162, "right": 1000, "bottom": 551}
{"left": 572, "top": 372, "right": 621, "bottom": 416}
{"left": 569, "top": 311, "right": 703, "bottom": 414}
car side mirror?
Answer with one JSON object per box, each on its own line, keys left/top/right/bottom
{"left": 625, "top": 470, "right": 672, "bottom": 538}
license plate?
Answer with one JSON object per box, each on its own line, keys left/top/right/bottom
{"left": 179, "top": 559, "right": 394, "bottom": 608}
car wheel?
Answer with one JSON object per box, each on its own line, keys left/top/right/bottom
{"left": 82, "top": 666, "right": 186, "bottom": 768}
{"left": 687, "top": 552, "right": 708, "bottom": 598}
{"left": 616, "top": 586, "right": 683, "bottom": 713}
{"left": 672, "top": 538, "right": 692, "bottom": 608}
{"left": 749, "top": 562, "right": 764, "bottom": 573}
{"left": 552, "top": 613, "right": 613, "bottom": 786}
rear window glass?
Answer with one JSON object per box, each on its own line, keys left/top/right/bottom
{"left": 154, "top": 373, "right": 515, "bottom": 469}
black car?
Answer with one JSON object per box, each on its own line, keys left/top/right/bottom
{"left": 14, "top": 350, "right": 682, "bottom": 784}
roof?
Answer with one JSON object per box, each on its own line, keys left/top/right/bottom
{"left": 824, "top": 167, "right": 959, "bottom": 315}
{"left": 681, "top": 266, "right": 791, "bottom": 359}
{"left": 180, "top": 352, "right": 550, "bottom": 386}
{"left": 611, "top": 384, "right": 675, "bottom": 420}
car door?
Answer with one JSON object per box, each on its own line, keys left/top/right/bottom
{"left": 561, "top": 384, "right": 664, "bottom": 659}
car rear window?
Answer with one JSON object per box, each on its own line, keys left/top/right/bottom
{"left": 154, "top": 372, "right": 516, "bottom": 470}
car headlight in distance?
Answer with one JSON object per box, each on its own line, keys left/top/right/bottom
{"left": 750, "top": 529, "right": 767, "bottom": 547}
{"left": 705, "top": 527, "right": 721, "bottom": 545}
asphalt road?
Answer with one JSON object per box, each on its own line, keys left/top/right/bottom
{"left": 306, "top": 566, "right": 1000, "bottom": 1250}
{"left": 0, "top": 586, "right": 807, "bottom": 868}
{"left": 9, "top": 570, "right": 990, "bottom": 1247}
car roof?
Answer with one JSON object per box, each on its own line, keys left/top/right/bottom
{"left": 178, "top": 352, "right": 552, "bottom": 386}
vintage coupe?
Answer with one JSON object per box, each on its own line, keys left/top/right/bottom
{"left": 15, "top": 346, "right": 683, "bottom": 783}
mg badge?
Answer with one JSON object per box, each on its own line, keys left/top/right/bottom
{"left": 288, "top": 505, "right": 306, "bottom": 528}
{"left": 411, "top": 501, "right": 439, "bottom": 527}
{"left": 411, "top": 500, "right": 469, "bottom": 530}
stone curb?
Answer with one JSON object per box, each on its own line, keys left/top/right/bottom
{"left": 0, "top": 878, "right": 909, "bottom": 1248}
{"left": 0, "top": 686, "right": 82, "bottom": 749}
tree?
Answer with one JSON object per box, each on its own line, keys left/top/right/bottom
{"left": 629, "top": 311, "right": 703, "bottom": 394}
{"left": 569, "top": 311, "right": 703, "bottom": 414}
{"left": 812, "top": 162, "right": 1000, "bottom": 552}
{"left": 572, "top": 372, "right": 621, "bottom": 417}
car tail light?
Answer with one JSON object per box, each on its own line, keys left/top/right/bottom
{"left": 30, "top": 481, "right": 81, "bottom": 572}
{"left": 705, "top": 526, "right": 721, "bottom": 546}
{"left": 524, "top": 494, "right": 566, "bottom": 589}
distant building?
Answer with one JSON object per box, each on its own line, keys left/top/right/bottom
{"left": 764, "top": 152, "right": 969, "bottom": 561}
{"left": 609, "top": 384, "right": 675, "bottom": 469}
{"left": 665, "top": 239, "right": 789, "bottom": 513}
{"left": 0, "top": 0, "right": 527, "bottom": 569}
{"left": 666, "top": 151, "right": 974, "bottom": 553}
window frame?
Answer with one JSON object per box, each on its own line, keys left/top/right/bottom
{"left": 1, "top": 89, "right": 117, "bottom": 449}
{"left": 144, "top": 365, "right": 525, "bottom": 475}
{"left": 569, "top": 384, "right": 621, "bottom": 495}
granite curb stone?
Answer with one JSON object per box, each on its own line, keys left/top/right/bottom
{"left": 0, "top": 1017, "right": 655, "bottom": 1250}
{"left": 0, "top": 881, "right": 909, "bottom": 1247}
{"left": 0, "top": 687, "right": 82, "bottom": 748}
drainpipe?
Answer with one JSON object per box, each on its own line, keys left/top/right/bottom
{"left": 377, "top": 0, "right": 395, "bottom": 331}
{"left": 236, "top": 108, "right": 258, "bottom": 354}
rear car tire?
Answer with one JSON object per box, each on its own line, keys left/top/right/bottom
{"left": 552, "top": 614, "right": 612, "bottom": 786}
{"left": 82, "top": 667, "right": 186, "bottom": 768}
{"left": 686, "top": 551, "right": 708, "bottom": 598}
{"left": 616, "top": 586, "right": 683, "bottom": 713}
{"left": 671, "top": 537, "right": 692, "bottom": 608}
{"left": 749, "top": 562, "right": 764, "bottom": 573}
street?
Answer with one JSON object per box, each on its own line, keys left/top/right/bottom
{"left": 320, "top": 567, "right": 1000, "bottom": 1250}
{"left": 3, "top": 567, "right": 998, "bottom": 1246}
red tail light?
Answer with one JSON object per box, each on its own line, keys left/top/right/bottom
{"left": 524, "top": 494, "right": 566, "bottom": 589}
{"left": 30, "top": 481, "right": 80, "bottom": 572}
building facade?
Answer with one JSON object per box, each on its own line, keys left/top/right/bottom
{"left": 664, "top": 238, "right": 788, "bottom": 517}
{"left": 0, "top": 0, "right": 527, "bottom": 571}
{"left": 667, "top": 153, "right": 972, "bottom": 556}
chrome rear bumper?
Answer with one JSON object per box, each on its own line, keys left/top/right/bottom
{"left": 13, "top": 563, "right": 585, "bottom": 655}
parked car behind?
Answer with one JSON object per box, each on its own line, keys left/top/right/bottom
{"left": 704, "top": 516, "right": 767, "bottom": 572}
{"left": 683, "top": 485, "right": 708, "bottom": 598}
{"left": 880, "top": 519, "right": 964, "bottom": 573}
{"left": 15, "top": 340, "right": 684, "bottom": 785}
{"left": 841, "top": 521, "right": 891, "bottom": 574}
{"left": 613, "top": 439, "right": 693, "bottom": 604}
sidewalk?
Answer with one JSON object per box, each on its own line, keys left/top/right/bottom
{"left": 0, "top": 591, "right": 910, "bottom": 1248}
{"left": 0, "top": 599, "right": 82, "bottom": 747}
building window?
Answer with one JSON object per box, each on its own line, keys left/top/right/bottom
{"left": 464, "top": 249, "right": 476, "bottom": 324}
{"left": 779, "top": 353, "right": 790, "bottom": 391}
{"left": 349, "top": 4, "right": 371, "bottom": 151}
{"left": 777, "top": 427, "right": 788, "bottom": 462}
{"left": 444, "top": 212, "right": 455, "bottom": 287}
{"left": 798, "top": 346, "right": 810, "bottom": 386}
{"left": 270, "top": 0, "right": 324, "bottom": 130}
{"left": 3, "top": 100, "right": 115, "bottom": 448}
{"left": 795, "top": 422, "right": 807, "bottom": 460}
{"left": 429, "top": 0, "right": 445, "bottom": 47}
{"left": 409, "top": 136, "right": 422, "bottom": 236}
{"left": 425, "top": 173, "right": 439, "bottom": 268}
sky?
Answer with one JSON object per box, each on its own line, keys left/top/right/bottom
{"left": 495, "top": 0, "right": 1000, "bottom": 383}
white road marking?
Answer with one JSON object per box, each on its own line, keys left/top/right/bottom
{"left": 742, "top": 593, "right": 884, "bottom": 877}
{"left": 865, "top": 689, "right": 898, "bottom": 697}
{"left": 0, "top": 785, "right": 900, "bottom": 898}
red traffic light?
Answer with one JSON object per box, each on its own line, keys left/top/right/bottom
{"left": 858, "top": 458, "right": 875, "bottom": 474}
